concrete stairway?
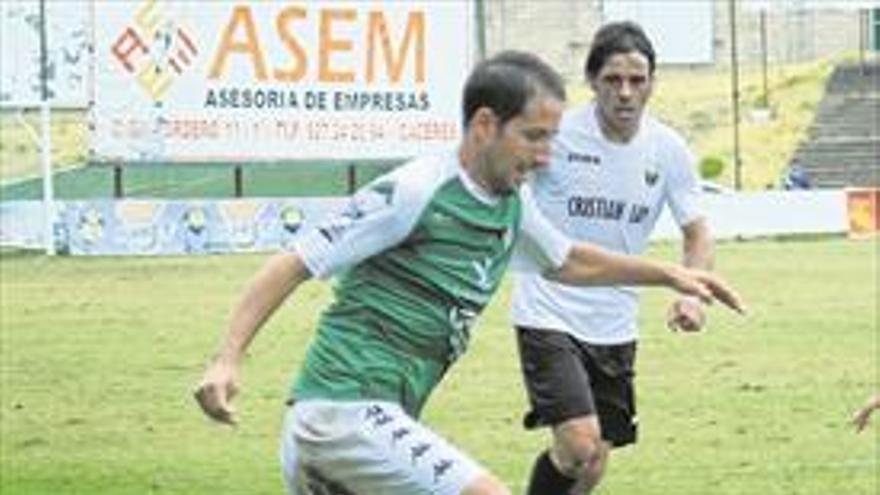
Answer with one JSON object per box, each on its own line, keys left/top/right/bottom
{"left": 794, "top": 61, "right": 879, "bottom": 188}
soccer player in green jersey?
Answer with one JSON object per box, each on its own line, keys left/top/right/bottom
{"left": 194, "top": 51, "right": 744, "bottom": 495}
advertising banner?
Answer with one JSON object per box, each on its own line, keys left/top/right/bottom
{"left": 0, "top": 190, "right": 853, "bottom": 255}
{"left": 92, "top": 0, "right": 474, "bottom": 162}
{"left": 54, "top": 197, "right": 347, "bottom": 255}
{"left": 846, "top": 188, "right": 880, "bottom": 239}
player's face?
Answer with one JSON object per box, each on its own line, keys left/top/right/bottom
{"left": 481, "top": 95, "right": 562, "bottom": 195}
{"left": 590, "top": 50, "right": 653, "bottom": 141}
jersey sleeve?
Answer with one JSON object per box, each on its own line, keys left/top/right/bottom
{"left": 662, "top": 132, "right": 704, "bottom": 227}
{"left": 512, "top": 184, "right": 574, "bottom": 273}
{"left": 292, "top": 164, "right": 433, "bottom": 279}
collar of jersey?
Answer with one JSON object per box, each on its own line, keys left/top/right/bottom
{"left": 457, "top": 165, "right": 500, "bottom": 206}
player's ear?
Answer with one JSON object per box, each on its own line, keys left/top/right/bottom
{"left": 471, "top": 107, "right": 499, "bottom": 143}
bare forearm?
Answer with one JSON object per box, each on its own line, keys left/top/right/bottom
{"left": 549, "top": 241, "right": 744, "bottom": 313}
{"left": 549, "top": 242, "right": 676, "bottom": 287}
{"left": 682, "top": 219, "right": 714, "bottom": 270}
{"left": 215, "top": 252, "right": 310, "bottom": 365}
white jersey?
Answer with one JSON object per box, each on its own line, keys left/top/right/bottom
{"left": 511, "top": 102, "right": 703, "bottom": 344}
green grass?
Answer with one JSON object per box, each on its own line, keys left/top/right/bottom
{"left": 1, "top": 237, "right": 877, "bottom": 494}
{"left": 1, "top": 57, "right": 842, "bottom": 198}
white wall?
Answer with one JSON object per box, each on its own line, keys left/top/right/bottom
{"left": 602, "top": 0, "right": 715, "bottom": 64}
{"left": 743, "top": 1, "right": 880, "bottom": 11}
{"left": 652, "top": 189, "right": 848, "bottom": 240}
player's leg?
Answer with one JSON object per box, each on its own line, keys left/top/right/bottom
{"left": 460, "top": 474, "right": 511, "bottom": 495}
{"left": 516, "top": 326, "right": 616, "bottom": 494}
{"left": 282, "top": 400, "right": 509, "bottom": 495}
{"left": 561, "top": 340, "right": 639, "bottom": 493}
{"left": 550, "top": 415, "right": 609, "bottom": 493}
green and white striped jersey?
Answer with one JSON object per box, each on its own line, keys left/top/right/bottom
{"left": 291, "top": 150, "right": 572, "bottom": 417}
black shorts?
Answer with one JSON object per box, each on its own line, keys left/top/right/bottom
{"left": 516, "top": 326, "right": 638, "bottom": 447}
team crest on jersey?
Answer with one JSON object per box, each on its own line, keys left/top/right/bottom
{"left": 472, "top": 258, "right": 492, "bottom": 291}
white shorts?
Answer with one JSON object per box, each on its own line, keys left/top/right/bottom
{"left": 279, "top": 400, "right": 484, "bottom": 495}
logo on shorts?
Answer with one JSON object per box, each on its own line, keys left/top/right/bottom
{"left": 391, "top": 427, "right": 412, "bottom": 445}
{"left": 364, "top": 405, "right": 395, "bottom": 428}
{"left": 410, "top": 442, "right": 432, "bottom": 464}
{"left": 433, "top": 459, "right": 454, "bottom": 482}
{"left": 302, "top": 465, "right": 357, "bottom": 495}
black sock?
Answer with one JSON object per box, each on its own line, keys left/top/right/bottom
{"left": 526, "top": 450, "right": 577, "bottom": 495}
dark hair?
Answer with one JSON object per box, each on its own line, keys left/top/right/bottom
{"left": 462, "top": 50, "right": 566, "bottom": 128}
{"left": 585, "top": 21, "right": 656, "bottom": 79}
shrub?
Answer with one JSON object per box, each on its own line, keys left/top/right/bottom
{"left": 699, "top": 155, "right": 725, "bottom": 179}
{"left": 753, "top": 93, "right": 770, "bottom": 109}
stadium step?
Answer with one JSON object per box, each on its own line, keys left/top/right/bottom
{"left": 792, "top": 60, "right": 880, "bottom": 189}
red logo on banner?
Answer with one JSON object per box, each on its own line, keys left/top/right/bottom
{"left": 110, "top": 0, "right": 198, "bottom": 101}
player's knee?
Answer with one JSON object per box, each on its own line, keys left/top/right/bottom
{"left": 554, "top": 424, "right": 608, "bottom": 480}
{"left": 579, "top": 442, "right": 608, "bottom": 481}
{"left": 460, "top": 473, "right": 511, "bottom": 495}
{"left": 558, "top": 442, "right": 607, "bottom": 481}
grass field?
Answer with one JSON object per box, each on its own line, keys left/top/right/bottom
{"left": 0, "top": 57, "right": 841, "bottom": 199}
{"left": 1, "top": 236, "right": 877, "bottom": 494}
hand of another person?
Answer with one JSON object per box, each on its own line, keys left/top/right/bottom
{"left": 193, "top": 359, "right": 240, "bottom": 425}
{"left": 851, "top": 394, "right": 880, "bottom": 432}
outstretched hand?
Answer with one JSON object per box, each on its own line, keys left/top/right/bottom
{"left": 669, "top": 267, "right": 746, "bottom": 315}
{"left": 193, "top": 359, "right": 240, "bottom": 426}
{"left": 852, "top": 394, "right": 880, "bottom": 432}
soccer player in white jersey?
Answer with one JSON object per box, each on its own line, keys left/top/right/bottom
{"left": 194, "top": 51, "right": 742, "bottom": 495}
{"left": 512, "top": 22, "right": 716, "bottom": 494}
